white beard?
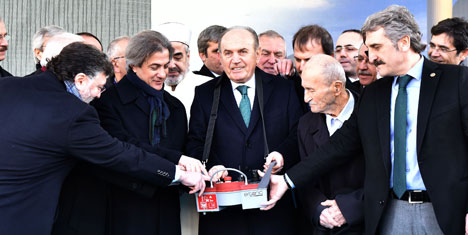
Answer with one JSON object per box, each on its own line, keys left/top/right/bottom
{"left": 165, "top": 72, "right": 186, "bottom": 86}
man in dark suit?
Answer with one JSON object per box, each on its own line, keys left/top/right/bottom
{"left": 0, "top": 42, "right": 207, "bottom": 235}
{"left": 194, "top": 25, "right": 226, "bottom": 78}
{"left": 335, "top": 29, "right": 363, "bottom": 94}
{"left": 264, "top": 5, "right": 468, "bottom": 235}
{"left": 297, "top": 54, "right": 364, "bottom": 234}
{"left": 186, "top": 26, "right": 303, "bottom": 235}
{"left": 0, "top": 17, "right": 12, "bottom": 77}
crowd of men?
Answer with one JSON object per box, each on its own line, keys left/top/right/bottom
{"left": 0, "top": 4, "right": 468, "bottom": 235}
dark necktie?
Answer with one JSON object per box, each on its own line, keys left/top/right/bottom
{"left": 236, "top": 85, "right": 251, "bottom": 127}
{"left": 393, "top": 74, "right": 413, "bottom": 198}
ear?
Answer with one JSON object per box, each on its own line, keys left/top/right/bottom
{"left": 199, "top": 52, "right": 207, "bottom": 63}
{"left": 459, "top": 48, "right": 468, "bottom": 62}
{"left": 34, "top": 48, "right": 43, "bottom": 61}
{"left": 398, "top": 35, "right": 411, "bottom": 52}
{"left": 255, "top": 47, "right": 261, "bottom": 64}
{"left": 333, "top": 81, "right": 344, "bottom": 95}
{"left": 74, "top": 73, "right": 89, "bottom": 91}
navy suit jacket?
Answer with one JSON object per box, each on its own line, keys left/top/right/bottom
{"left": 0, "top": 71, "right": 176, "bottom": 235}
{"left": 288, "top": 58, "right": 468, "bottom": 234}
{"left": 297, "top": 91, "right": 364, "bottom": 234}
{"left": 193, "top": 64, "right": 216, "bottom": 78}
{"left": 186, "top": 68, "right": 303, "bottom": 235}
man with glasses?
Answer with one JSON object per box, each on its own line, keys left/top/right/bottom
{"left": 335, "top": 30, "right": 363, "bottom": 94}
{"left": 106, "top": 36, "right": 129, "bottom": 87}
{"left": 428, "top": 17, "right": 468, "bottom": 65}
{"left": 354, "top": 44, "right": 378, "bottom": 88}
{"left": 0, "top": 17, "right": 12, "bottom": 77}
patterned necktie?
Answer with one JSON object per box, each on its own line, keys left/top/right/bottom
{"left": 393, "top": 74, "right": 413, "bottom": 198}
{"left": 236, "top": 85, "right": 251, "bottom": 127}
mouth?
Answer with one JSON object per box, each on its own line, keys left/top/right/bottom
{"left": 231, "top": 67, "right": 245, "bottom": 72}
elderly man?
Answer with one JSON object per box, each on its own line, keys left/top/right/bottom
{"left": 0, "top": 42, "right": 207, "bottom": 235}
{"left": 194, "top": 25, "right": 226, "bottom": 78}
{"left": 335, "top": 29, "right": 363, "bottom": 93}
{"left": 155, "top": 22, "right": 212, "bottom": 119}
{"left": 428, "top": 17, "right": 468, "bottom": 65}
{"left": 105, "top": 36, "right": 129, "bottom": 86}
{"left": 0, "top": 17, "right": 12, "bottom": 77}
{"left": 187, "top": 26, "right": 302, "bottom": 235}
{"left": 297, "top": 54, "right": 364, "bottom": 234}
{"left": 264, "top": 5, "right": 468, "bottom": 235}
{"left": 28, "top": 25, "right": 65, "bottom": 75}
{"left": 257, "top": 30, "right": 287, "bottom": 75}
{"left": 39, "top": 32, "right": 84, "bottom": 67}
{"left": 355, "top": 44, "right": 378, "bottom": 88}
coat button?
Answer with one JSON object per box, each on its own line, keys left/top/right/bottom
{"left": 379, "top": 200, "right": 384, "bottom": 205}
{"left": 131, "top": 183, "right": 139, "bottom": 190}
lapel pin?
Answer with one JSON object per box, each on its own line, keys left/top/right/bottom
{"left": 430, "top": 73, "right": 436, "bottom": 78}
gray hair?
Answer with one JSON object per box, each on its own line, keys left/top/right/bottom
{"left": 361, "top": 5, "right": 426, "bottom": 53}
{"left": 259, "top": 30, "right": 285, "bottom": 41}
{"left": 197, "top": 25, "right": 226, "bottom": 54}
{"left": 40, "top": 32, "right": 83, "bottom": 66}
{"left": 106, "top": 36, "right": 130, "bottom": 58}
{"left": 125, "top": 30, "right": 174, "bottom": 70}
{"left": 32, "top": 25, "right": 66, "bottom": 63}
{"left": 305, "top": 54, "right": 346, "bottom": 85}
{"left": 218, "top": 26, "right": 259, "bottom": 52}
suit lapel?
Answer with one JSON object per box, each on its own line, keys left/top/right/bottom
{"left": 416, "top": 58, "right": 441, "bottom": 155}
{"left": 377, "top": 76, "right": 394, "bottom": 176}
{"left": 219, "top": 75, "right": 248, "bottom": 133}
{"left": 117, "top": 77, "right": 150, "bottom": 115}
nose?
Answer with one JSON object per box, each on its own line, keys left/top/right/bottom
{"left": 168, "top": 60, "right": 176, "bottom": 68}
{"left": 303, "top": 91, "right": 311, "bottom": 103}
{"left": 232, "top": 53, "right": 241, "bottom": 63}
{"left": 0, "top": 37, "right": 8, "bottom": 46}
{"left": 267, "top": 55, "right": 276, "bottom": 64}
{"left": 368, "top": 50, "right": 377, "bottom": 65}
{"left": 429, "top": 48, "right": 440, "bottom": 57}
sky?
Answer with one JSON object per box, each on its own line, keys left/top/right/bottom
{"left": 152, "top": 0, "right": 428, "bottom": 70}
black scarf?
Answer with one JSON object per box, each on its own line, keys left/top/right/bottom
{"left": 126, "top": 69, "right": 170, "bottom": 146}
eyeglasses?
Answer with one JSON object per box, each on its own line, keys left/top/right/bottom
{"left": 97, "top": 85, "right": 106, "bottom": 94}
{"left": 113, "top": 56, "right": 125, "bottom": 60}
{"left": 429, "top": 43, "right": 457, "bottom": 53}
{"left": 354, "top": 55, "right": 369, "bottom": 64}
{"left": 0, "top": 34, "right": 10, "bottom": 41}
{"left": 335, "top": 45, "right": 357, "bottom": 54}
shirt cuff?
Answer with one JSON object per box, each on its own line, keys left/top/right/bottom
{"left": 284, "top": 173, "right": 295, "bottom": 189}
{"left": 172, "top": 165, "right": 182, "bottom": 183}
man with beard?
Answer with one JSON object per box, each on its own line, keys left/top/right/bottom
{"left": 0, "top": 17, "right": 12, "bottom": 77}
{"left": 335, "top": 30, "right": 363, "bottom": 94}
{"left": 155, "top": 22, "right": 212, "bottom": 119}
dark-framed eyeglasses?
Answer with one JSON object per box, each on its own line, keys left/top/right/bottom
{"left": 429, "top": 43, "right": 457, "bottom": 53}
{"left": 0, "top": 34, "right": 10, "bottom": 41}
{"left": 112, "top": 56, "right": 125, "bottom": 60}
{"left": 353, "top": 55, "right": 369, "bottom": 64}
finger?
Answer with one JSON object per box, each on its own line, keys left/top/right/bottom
{"left": 321, "top": 200, "right": 334, "bottom": 206}
{"left": 257, "top": 170, "right": 265, "bottom": 178}
{"left": 198, "top": 180, "right": 206, "bottom": 196}
{"left": 200, "top": 166, "right": 209, "bottom": 176}
{"left": 286, "top": 60, "right": 293, "bottom": 76}
{"left": 260, "top": 199, "right": 277, "bottom": 210}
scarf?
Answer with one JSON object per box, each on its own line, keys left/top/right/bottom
{"left": 126, "top": 69, "right": 170, "bottom": 146}
{"left": 64, "top": 80, "right": 83, "bottom": 100}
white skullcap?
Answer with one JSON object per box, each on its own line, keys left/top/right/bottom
{"left": 153, "top": 22, "right": 192, "bottom": 47}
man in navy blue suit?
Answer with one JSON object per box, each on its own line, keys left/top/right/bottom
{"left": 0, "top": 42, "right": 207, "bottom": 235}
{"left": 186, "top": 26, "right": 303, "bottom": 235}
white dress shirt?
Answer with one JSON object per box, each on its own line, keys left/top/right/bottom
{"left": 230, "top": 75, "right": 256, "bottom": 110}
{"left": 389, "top": 56, "right": 426, "bottom": 190}
{"left": 325, "top": 90, "right": 355, "bottom": 136}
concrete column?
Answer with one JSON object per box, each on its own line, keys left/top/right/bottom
{"left": 427, "top": 0, "right": 453, "bottom": 43}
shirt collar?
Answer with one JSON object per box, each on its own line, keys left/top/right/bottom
{"left": 230, "top": 74, "right": 256, "bottom": 91}
{"left": 327, "top": 89, "right": 355, "bottom": 123}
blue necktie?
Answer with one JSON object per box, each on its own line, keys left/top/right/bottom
{"left": 236, "top": 85, "right": 251, "bottom": 127}
{"left": 393, "top": 75, "right": 413, "bottom": 198}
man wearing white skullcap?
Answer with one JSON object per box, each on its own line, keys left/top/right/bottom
{"left": 154, "top": 22, "right": 212, "bottom": 121}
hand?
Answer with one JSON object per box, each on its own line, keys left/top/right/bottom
{"left": 465, "top": 213, "right": 468, "bottom": 234}
{"left": 178, "top": 155, "right": 208, "bottom": 175}
{"left": 259, "top": 171, "right": 288, "bottom": 210}
{"left": 263, "top": 151, "right": 284, "bottom": 174}
{"left": 320, "top": 200, "right": 347, "bottom": 228}
{"left": 208, "top": 165, "right": 228, "bottom": 182}
{"left": 275, "top": 59, "right": 294, "bottom": 77}
{"left": 178, "top": 166, "right": 211, "bottom": 196}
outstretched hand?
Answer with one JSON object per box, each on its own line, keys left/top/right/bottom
{"left": 258, "top": 170, "right": 288, "bottom": 210}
